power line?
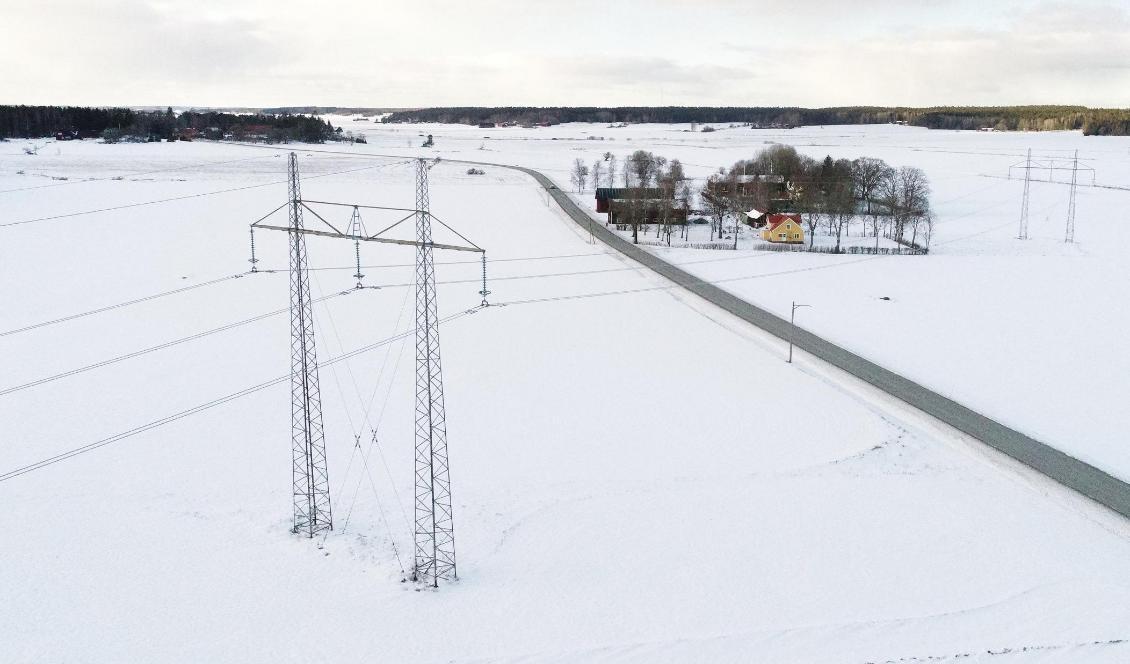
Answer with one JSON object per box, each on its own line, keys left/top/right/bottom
{"left": 0, "top": 195, "right": 1039, "bottom": 483}
{"left": 0, "top": 154, "right": 278, "bottom": 195}
{"left": 0, "top": 159, "right": 412, "bottom": 229}
{"left": 0, "top": 228, "right": 994, "bottom": 398}
{"left": 492, "top": 256, "right": 883, "bottom": 307}
{"left": 0, "top": 256, "right": 809, "bottom": 400}
{"left": 0, "top": 272, "right": 252, "bottom": 338}
{"left": 0, "top": 306, "right": 483, "bottom": 484}
{"left": 303, "top": 249, "right": 610, "bottom": 272}
{"left": 0, "top": 251, "right": 609, "bottom": 339}
{"left": 0, "top": 289, "right": 358, "bottom": 398}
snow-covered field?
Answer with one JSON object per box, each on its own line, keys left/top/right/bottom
{"left": 328, "top": 119, "right": 1130, "bottom": 483}
{"left": 2, "top": 130, "right": 1130, "bottom": 662}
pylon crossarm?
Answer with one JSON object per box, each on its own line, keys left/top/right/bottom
{"left": 254, "top": 223, "right": 483, "bottom": 253}
{"left": 368, "top": 211, "right": 417, "bottom": 239}
{"left": 428, "top": 213, "right": 483, "bottom": 252}
{"left": 301, "top": 200, "right": 422, "bottom": 214}
{"left": 299, "top": 202, "right": 347, "bottom": 236}
{"left": 249, "top": 202, "right": 289, "bottom": 227}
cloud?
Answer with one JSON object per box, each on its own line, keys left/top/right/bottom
{"left": 0, "top": 0, "right": 286, "bottom": 104}
{"left": 1, "top": 0, "right": 1128, "bottom": 107}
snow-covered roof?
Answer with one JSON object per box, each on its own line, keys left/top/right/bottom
{"left": 745, "top": 208, "right": 764, "bottom": 218}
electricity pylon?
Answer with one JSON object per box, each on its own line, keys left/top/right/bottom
{"left": 412, "top": 158, "right": 457, "bottom": 587}
{"left": 1018, "top": 148, "right": 1031, "bottom": 240}
{"left": 1006, "top": 148, "right": 1095, "bottom": 243}
{"left": 247, "top": 154, "right": 483, "bottom": 579}
{"left": 287, "top": 152, "right": 333, "bottom": 538}
{"left": 1065, "top": 150, "right": 1078, "bottom": 243}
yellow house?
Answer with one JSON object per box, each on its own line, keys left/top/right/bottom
{"left": 760, "top": 214, "right": 805, "bottom": 244}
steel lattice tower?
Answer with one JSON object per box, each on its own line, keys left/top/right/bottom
{"left": 288, "top": 152, "right": 333, "bottom": 538}
{"left": 1065, "top": 150, "right": 1078, "bottom": 243}
{"left": 412, "top": 158, "right": 457, "bottom": 586}
{"left": 1018, "top": 148, "right": 1032, "bottom": 240}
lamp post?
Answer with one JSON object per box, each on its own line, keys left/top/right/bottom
{"left": 788, "top": 301, "right": 810, "bottom": 364}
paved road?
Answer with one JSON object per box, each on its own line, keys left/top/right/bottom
{"left": 499, "top": 163, "right": 1130, "bottom": 520}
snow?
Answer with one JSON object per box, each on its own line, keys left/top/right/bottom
{"left": 2, "top": 129, "right": 1130, "bottom": 663}
{"left": 329, "top": 119, "right": 1130, "bottom": 483}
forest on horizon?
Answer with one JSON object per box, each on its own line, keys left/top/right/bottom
{"left": 384, "top": 105, "right": 1130, "bottom": 136}
{"left": 3, "top": 104, "right": 1129, "bottom": 138}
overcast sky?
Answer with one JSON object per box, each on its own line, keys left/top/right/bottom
{"left": 3, "top": 0, "right": 1128, "bottom": 108}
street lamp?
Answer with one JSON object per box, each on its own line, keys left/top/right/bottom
{"left": 788, "top": 301, "right": 811, "bottom": 364}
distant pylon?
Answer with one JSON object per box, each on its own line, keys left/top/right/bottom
{"left": 1018, "top": 148, "right": 1031, "bottom": 240}
{"left": 1065, "top": 150, "right": 1078, "bottom": 243}
{"left": 412, "top": 158, "right": 457, "bottom": 586}
{"left": 288, "top": 152, "right": 333, "bottom": 537}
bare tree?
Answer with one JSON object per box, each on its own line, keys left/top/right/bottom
{"left": 723, "top": 171, "right": 749, "bottom": 249}
{"left": 628, "top": 188, "right": 645, "bottom": 244}
{"left": 607, "top": 154, "right": 618, "bottom": 187}
{"left": 907, "top": 209, "right": 933, "bottom": 250}
{"left": 665, "top": 159, "right": 692, "bottom": 241}
{"left": 803, "top": 206, "right": 822, "bottom": 249}
{"left": 701, "top": 173, "right": 727, "bottom": 241}
{"left": 652, "top": 155, "right": 668, "bottom": 237}
{"left": 628, "top": 150, "right": 657, "bottom": 187}
{"left": 591, "top": 160, "right": 605, "bottom": 192}
{"left": 851, "top": 157, "right": 890, "bottom": 217}
{"left": 799, "top": 156, "right": 853, "bottom": 249}
{"left": 570, "top": 158, "right": 589, "bottom": 193}
{"left": 826, "top": 184, "right": 855, "bottom": 253}
{"left": 892, "top": 166, "right": 930, "bottom": 242}
{"left": 869, "top": 165, "right": 896, "bottom": 248}
{"left": 793, "top": 178, "right": 822, "bottom": 249}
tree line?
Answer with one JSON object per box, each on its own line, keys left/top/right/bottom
{"left": 386, "top": 105, "right": 1130, "bottom": 136}
{"left": 580, "top": 144, "right": 934, "bottom": 252}
{"left": 0, "top": 105, "right": 135, "bottom": 139}
{"left": 0, "top": 105, "right": 339, "bottom": 143}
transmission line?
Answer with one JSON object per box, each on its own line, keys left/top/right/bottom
{"left": 0, "top": 289, "right": 358, "bottom": 398}
{"left": 0, "top": 154, "right": 278, "bottom": 195}
{"left": 0, "top": 307, "right": 483, "bottom": 484}
{"left": 0, "top": 273, "right": 252, "bottom": 338}
{"left": 0, "top": 199, "right": 1023, "bottom": 485}
{"left": 0, "top": 251, "right": 611, "bottom": 340}
{"left": 0, "top": 159, "right": 411, "bottom": 229}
